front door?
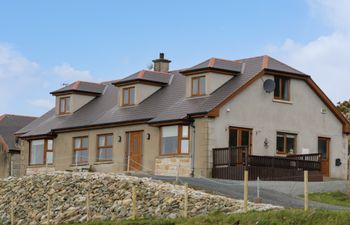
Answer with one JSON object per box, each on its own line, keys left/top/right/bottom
{"left": 128, "top": 131, "right": 143, "bottom": 171}
{"left": 318, "top": 137, "right": 330, "bottom": 177}
{"left": 229, "top": 127, "right": 252, "bottom": 154}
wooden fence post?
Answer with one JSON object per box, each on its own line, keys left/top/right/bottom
{"left": 10, "top": 200, "right": 14, "bottom": 225}
{"left": 183, "top": 183, "right": 188, "bottom": 218}
{"left": 132, "top": 185, "right": 137, "bottom": 220}
{"left": 244, "top": 170, "right": 248, "bottom": 212}
{"left": 304, "top": 170, "right": 309, "bottom": 211}
{"left": 47, "top": 194, "right": 52, "bottom": 224}
{"left": 86, "top": 186, "right": 91, "bottom": 221}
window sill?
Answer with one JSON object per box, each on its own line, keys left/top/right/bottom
{"left": 157, "top": 154, "right": 190, "bottom": 158}
{"left": 94, "top": 161, "right": 113, "bottom": 165}
{"left": 272, "top": 99, "right": 293, "bottom": 104}
{"left": 70, "top": 163, "right": 89, "bottom": 167}
{"left": 27, "top": 164, "right": 54, "bottom": 168}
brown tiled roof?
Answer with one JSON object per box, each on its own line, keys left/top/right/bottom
{"left": 181, "top": 58, "right": 243, "bottom": 74}
{"left": 114, "top": 70, "right": 173, "bottom": 86}
{"left": 19, "top": 55, "right": 344, "bottom": 138}
{"left": 0, "top": 114, "right": 36, "bottom": 150}
{"left": 50, "top": 81, "right": 106, "bottom": 96}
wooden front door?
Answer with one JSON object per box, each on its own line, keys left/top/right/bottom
{"left": 318, "top": 137, "right": 330, "bottom": 177}
{"left": 128, "top": 131, "right": 143, "bottom": 171}
{"left": 229, "top": 127, "right": 252, "bottom": 153}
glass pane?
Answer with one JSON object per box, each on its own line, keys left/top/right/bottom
{"left": 129, "top": 87, "right": 135, "bottom": 105}
{"left": 97, "top": 148, "right": 112, "bottom": 161}
{"left": 46, "top": 152, "right": 53, "bottom": 164}
{"left": 192, "top": 78, "right": 198, "bottom": 95}
{"left": 74, "top": 138, "right": 81, "bottom": 149}
{"left": 65, "top": 97, "right": 70, "bottom": 112}
{"left": 74, "top": 150, "right": 88, "bottom": 164}
{"left": 199, "top": 77, "right": 206, "bottom": 95}
{"left": 60, "top": 98, "right": 65, "bottom": 113}
{"left": 318, "top": 139, "right": 328, "bottom": 160}
{"left": 30, "top": 140, "right": 44, "bottom": 165}
{"left": 274, "top": 76, "right": 281, "bottom": 98}
{"left": 82, "top": 137, "right": 88, "bottom": 148}
{"left": 106, "top": 135, "right": 113, "bottom": 146}
{"left": 182, "top": 126, "right": 189, "bottom": 138}
{"left": 282, "top": 79, "right": 290, "bottom": 100}
{"left": 162, "top": 126, "right": 178, "bottom": 137}
{"left": 276, "top": 135, "right": 284, "bottom": 153}
{"left": 229, "top": 129, "right": 238, "bottom": 147}
{"left": 47, "top": 140, "right": 53, "bottom": 150}
{"left": 123, "top": 89, "right": 129, "bottom": 104}
{"left": 161, "top": 136, "right": 178, "bottom": 154}
{"left": 286, "top": 136, "right": 295, "bottom": 153}
{"left": 241, "top": 130, "right": 250, "bottom": 147}
{"left": 98, "top": 136, "right": 105, "bottom": 147}
{"left": 181, "top": 140, "right": 189, "bottom": 154}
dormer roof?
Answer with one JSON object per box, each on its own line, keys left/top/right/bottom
{"left": 181, "top": 58, "right": 243, "bottom": 75}
{"left": 113, "top": 70, "right": 172, "bottom": 87}
{"left": 50, "top": 81, "right": 105, "bottom": 96}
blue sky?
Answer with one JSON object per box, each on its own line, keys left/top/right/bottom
{"left": 0, "top": 0, "right": 349, "bottom": 116}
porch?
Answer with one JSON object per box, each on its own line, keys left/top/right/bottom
{"left": 212, "top": 147, "right": 323, "bottom": 181}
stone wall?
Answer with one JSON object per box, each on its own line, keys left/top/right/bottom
{"left": 155, "top": 156, "right": 191, "bottom": 176}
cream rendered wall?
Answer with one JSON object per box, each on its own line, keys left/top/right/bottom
{"left": 21, "top": 124, "right": 160, "bottom": 175}
{"left": 118, "top": 84, "right": 161, "bottom": 106}
{"left": 55, "top": 94, "right": 95, "bottom": 115}
{"left": 208, "top": 75, "right": 348, "bottom": 179}
{"left": 185, "top": 73, "right": 233, "bottom": 97}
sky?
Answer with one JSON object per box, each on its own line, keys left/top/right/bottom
{"left": 0, "top": 0, "right": 349, "bottom": 116}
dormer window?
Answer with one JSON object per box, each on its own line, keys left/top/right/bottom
{"left": 59, "top": 96, "right": 70, "bottom": 114}
{"left": 274, "top": 76, "right": 290, "bottom": 101}
{"left": 191, "top": 76, "right": 206, "bottom": 96}
{"left": 122, "top": 87, "right": 135, "bottom": 106}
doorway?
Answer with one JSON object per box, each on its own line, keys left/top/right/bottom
{"left": 318, "top": 137, "right": 330, "bottom": 177}
{"left": 128, "top": 131, "right": 143, "bottom": 171}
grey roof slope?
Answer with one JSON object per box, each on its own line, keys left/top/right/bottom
{"left": 50, "top": 81, "right": 105, "bottom": 95}
{"left": 115, "top": 70, "right": 173, "bottom": 86}
{"left": 181, "top": 57, "right": 243, "bottom": 74}
{"left": 18, "top": 55, "right": 308, "bottom": 138}
{"left": 0, "top": 114, "right": 37, "bottom": 150}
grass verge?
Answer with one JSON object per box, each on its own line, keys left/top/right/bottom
{"left": 307, "top": 191, "right": 350, "bottom": 208}
{"left": 60, "top": 209, "right": 350, "bottom": 225}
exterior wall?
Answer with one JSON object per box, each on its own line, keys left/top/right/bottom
{"left": 193, "top": 118, "right": 210, "bottom": 177}
{"left": 185, "top": 72, "right": 233, "bottom": 97}
{"left": 208, "top": 75, "right": 349, "bottom": 179}
{"left": 21, "top": 124, "right": 160, "bottom": 175}
{"left": 155, "top": 156, "right": 191, "bottom": 176}
{"left": 0, "top": 137, "right": 9, "bottom": 178}
{"left": 118, "top": 84, "right": 161, "bottom": 106}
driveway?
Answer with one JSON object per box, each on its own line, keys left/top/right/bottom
{"left": 134, "top": 174, "right": 350, "bottom": 210}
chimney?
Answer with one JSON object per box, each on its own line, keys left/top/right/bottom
{"left": 152, "top": 53, "right": 171, "bottom": 73}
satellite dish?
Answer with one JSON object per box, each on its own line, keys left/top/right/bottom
{"left": 263, "top": 79, "right": 275, "bottom": 93}
{"left": 147, "top": 63, "right": 153, "bottom": 70}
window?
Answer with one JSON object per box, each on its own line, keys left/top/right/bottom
{"left": 276, "top": 132, "right": 296, "bottom": 154}
{"left": 59, "top": 96, "right": 71, "bottom": 114}
{"left": 29, "top": 139, "right": 54, "bottom": 165}
{"left": 161, "top": 125, "right": 190, "bottom": 155}
{"left": 97, "top": 134, "right": 113, "bottom": 161}
{"left": 122, "top": 87, "right": 135, "bottom": 106}
{"left": 191, "top": 76, "right": 206, "bottom": 96}
{"left": 73, "top": 136, "right": 89, "bottom": 165}
{"left": 274, "top": 76, "right": 290, "bottom": 101}
{"left": 229, "top": 127, "right": 252, "bottom": 154}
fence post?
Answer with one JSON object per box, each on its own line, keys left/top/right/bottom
{"left": 132, "top": 185, "right": 137, "bottom": 220}
{"left": 304, "top": 170, "right": 309, "bottom": 211}
{"left": 244, "top": 170, "right": 248, "bottom": 212}
{"left": 10, "top": 200, "right": 14, "bottom": 225}
{"left": 184, "top": 183, "right": 188, "bottom": 218}
{"left": 47, "top": 194, "right": 52, "bottom": 224}
{"left": 255, "top": 176, "right": 262, "bottom": 203}
{"left": 86, "top": 186, "right": 91, "bottom": 221}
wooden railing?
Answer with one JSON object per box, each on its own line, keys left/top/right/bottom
{"left": 212, "top": 146, "right": 248, "bottom": 167}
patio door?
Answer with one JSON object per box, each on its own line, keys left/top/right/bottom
{"left": 128, "top": 131, "right": 143, "bottom": 171}
{"left": 318, "top": 137, "right": 330, "bottom": 177}
{"left": 229, "top": 127, "right": 252, "bottom": 154}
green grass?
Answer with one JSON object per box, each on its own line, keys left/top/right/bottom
{"left": 307, "top": 191, "right": 350, "bottom": 208}
{"left": 59, "top": 209, "right": 350, "bottom": 225}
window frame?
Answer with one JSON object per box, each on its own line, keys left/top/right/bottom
{"left": 122, "top": 87, "right": 135, "bottom": 106}
{"left": 96, "top": 133, "right": 113, "bottom": 162}
{"left": 29, "top": 139, "right": 54, "bottom": 166}
{"left": 73, "top": 136, "right": 89, "bottom": 165}
{"left": 59, "top": 96, "right": 71, "bottom": 114}
{"left": 191, "top": 76, "right": 206, "bottom": 97}
{"left": 274, "top": 76, "right": 290, "bottom": 101}
{"left": 160, "top": 125, "right": 190, "bottom": 155}
{"left": 276, "top": 132, "right": 297, "bottom": 154}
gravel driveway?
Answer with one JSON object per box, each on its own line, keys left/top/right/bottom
{"left": 134, "top": 174, "right": 350, "bottom": 210}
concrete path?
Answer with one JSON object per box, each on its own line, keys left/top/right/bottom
{"left": 134, "top": 174, "right": 350, "bottom": 210}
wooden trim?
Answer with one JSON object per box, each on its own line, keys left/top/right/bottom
{"left": 29, "top": 139, "right": 53, "bottom": 166}
{"left": 51, "top": 90, "right": 101, "bottom": 97}
{"left": 159, "top": 125, "right": 191, "bottom": 156}
{"left": 191, "top": 76, "right": 206, "bottom": 97}
{"left": 318, "top": 137, "right": 330, "bottom": 160}
{"left": 273, "top": 76, "right": 290, "bottom": 101}
{"left": 122, "top": 86, "right": 135, "bottom": 106}
{"left": 114, "top": 79, "right": 167, "bottom": 87}
{"left": 96, "top": 133, "right": 113, "bottom": 162}
{"left": 276, "top": 132, "right": 297, "bottom": 154}
{"left": 228, "top": 127, "right": 252, "bottom": 154}
{"left": 59, "top": 96, "right": 70, "bottom": 115}
{"left": 73, "top": 136, "right": 89, "bottom": 164}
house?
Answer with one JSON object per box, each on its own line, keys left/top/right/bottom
{"left": 0, "top": 114, "right": 37, "bottom": 178}
{"left": 16, "top": 53, "right": 350, "bottom": 180}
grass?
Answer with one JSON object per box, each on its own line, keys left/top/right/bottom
{"left": 59, "top": 209, "right": 350, "bottom": 225}
{"left": 307, "top": 191, "right": 350, "bottom": 208}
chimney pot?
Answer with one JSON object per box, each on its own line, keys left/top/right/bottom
{"left": 160, "top": 53, "right": 164, "bottom": 59}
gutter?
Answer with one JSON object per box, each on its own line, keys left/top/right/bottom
{"left": 188, "top": 116, "right": 196, "bottom": 177}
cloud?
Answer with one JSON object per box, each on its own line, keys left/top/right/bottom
{"left": 53, "top": 63, "right": 94, "bottom": 82}
{"left": 267, "top": 0, "right": 350, "bottom": 102}
{"left": 28, "top": 99, "right": 54, "bottom": 110}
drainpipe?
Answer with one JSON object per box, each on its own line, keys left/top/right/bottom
{"left": 189, "top": 117, "right": 196, "bottom": 177}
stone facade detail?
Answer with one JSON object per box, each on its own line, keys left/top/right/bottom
{"left": 26, "top": 166, "right": 55, "bottom": 175}
{"left": 155, "top": 156, "right": 191, "bottom": 176}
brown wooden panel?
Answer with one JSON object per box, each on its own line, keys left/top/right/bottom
{"left": 129, "top": 131, "right": 143, "bottom": 171}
